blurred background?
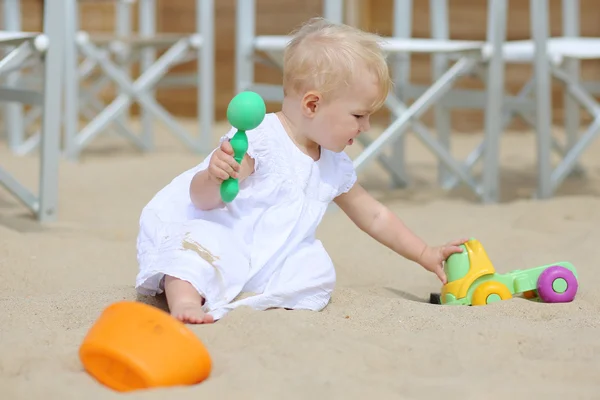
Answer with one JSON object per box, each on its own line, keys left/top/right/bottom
{"left": 10, "top": 0, "right": 600, "bottom": 131}
{"left": 2, "top": 0, "right": 600, "bottom": 223}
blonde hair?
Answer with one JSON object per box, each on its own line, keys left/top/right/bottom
{"left": 283, "top": 17, "right": 392, "bottom": 112}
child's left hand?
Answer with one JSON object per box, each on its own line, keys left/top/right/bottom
{"left": 417, "top": 238, "right": 469, "bottom": 284}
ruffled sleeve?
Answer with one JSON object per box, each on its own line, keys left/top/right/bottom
{"left": 335, "top": 151, "right": 357, "bottom": 197}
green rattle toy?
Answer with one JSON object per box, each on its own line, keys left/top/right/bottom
{"left": 220, "top": 91, "right": 266, "bottom": 203}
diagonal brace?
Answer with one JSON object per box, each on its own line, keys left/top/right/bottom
{"left": 354, "top": 57, "right": 483, "bottom": 196}
{"left": 69, "top": 36, "right": 197, "bottom": 156}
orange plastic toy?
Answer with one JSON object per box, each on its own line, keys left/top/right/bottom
{"left": 79, "top": 301, "right": 212, "bottom": 392}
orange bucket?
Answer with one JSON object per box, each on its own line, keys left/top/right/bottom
{"left": 79, "top": 301, "right": 212, "bottom": 392}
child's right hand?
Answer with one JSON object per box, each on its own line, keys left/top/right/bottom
{"left": 207, "top": 140, "right": 241, "bottom": 183}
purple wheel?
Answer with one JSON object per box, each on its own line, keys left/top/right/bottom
{"left": 536, "top": 266, "right": 578, "bottom": 303}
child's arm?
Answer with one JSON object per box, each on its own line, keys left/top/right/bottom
{"left": 334, "top": 183, "right": 466, "bottom": 283}
{"left": 334, "top": 183, "right": 428, "bottom": 262}
{"left": 190, "top": 141, "right": 255, "bottom": 211}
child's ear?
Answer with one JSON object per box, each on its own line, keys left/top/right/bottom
{"left": 301, "top": 91, "right": 321, "bottom": 118}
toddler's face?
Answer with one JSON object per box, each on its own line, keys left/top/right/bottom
{"left": 309, "top": 71, "right": 382, "bottom": 153}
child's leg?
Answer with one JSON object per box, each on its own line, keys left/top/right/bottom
{"left": 164, "top": 275, "right": 214, "bottom": 324}
{"left": 136, "top": 216, "right": 251, "bottom": 324}
{"left": 261, "top": 239, "right": 336, "bottom": 311}
{"left": 208, "top": 240, "right": 336, "bottom": 319}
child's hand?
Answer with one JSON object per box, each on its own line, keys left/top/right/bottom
{"left": 208, "top": 140, "right": 241, "bottom": 183}
{"left": 417, "top": 238, "right": 469, "bottom": 284}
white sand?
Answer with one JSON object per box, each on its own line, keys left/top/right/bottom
{"left": 1, "top": 120, "right": 599, "bottom": 399}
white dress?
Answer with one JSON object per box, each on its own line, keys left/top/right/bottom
{"left": 135, "top": 113, "right": 357, "bottom": 321}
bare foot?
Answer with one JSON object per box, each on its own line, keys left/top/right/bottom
{"left": 163, "top": 275, "right": 215, "bottom": 324}
{"left": 170, "top": 301, "right": 214, "bottom": 324}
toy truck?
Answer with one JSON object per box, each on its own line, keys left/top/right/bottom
{"left": 434, "top": 238, "right": 579, "bottom": 306}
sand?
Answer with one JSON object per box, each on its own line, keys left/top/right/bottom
{"left": 1, "top": 119, "right": 600, "bottom": 399}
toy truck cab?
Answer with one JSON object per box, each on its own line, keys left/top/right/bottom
{"left": 440, "top": 239, "right": 497, "bottom": 305}
{"left": 440, "top": 238, "right": 579, "bottom": 306}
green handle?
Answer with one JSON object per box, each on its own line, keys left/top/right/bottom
{"left": 220, "top": 91, "right": 266, "bottom": 203}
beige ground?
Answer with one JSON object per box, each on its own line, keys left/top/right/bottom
{"left": 1, "top": 119, "right": 600, "bottom": 399}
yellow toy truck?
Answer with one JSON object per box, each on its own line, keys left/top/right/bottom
{"left": 431, "top": 238, "right": 579, "bottom": 306}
